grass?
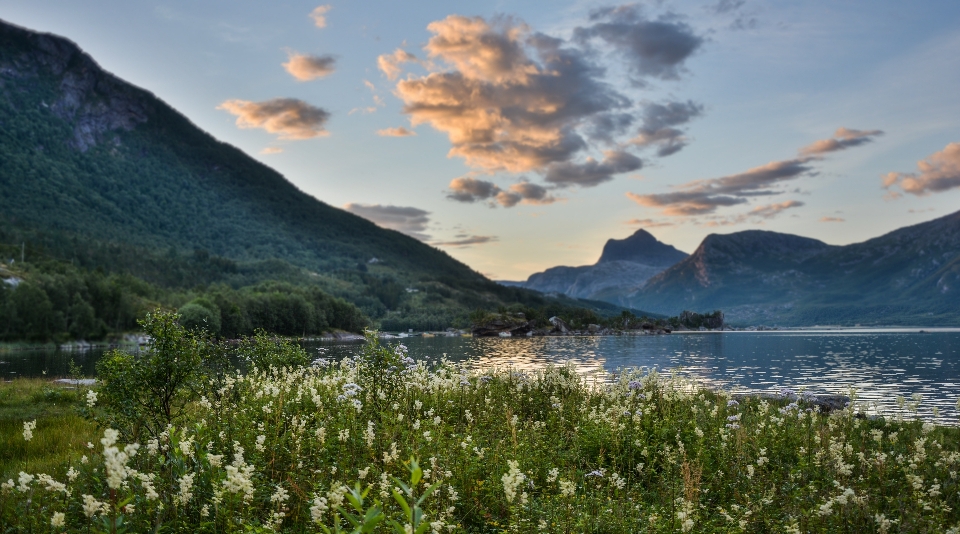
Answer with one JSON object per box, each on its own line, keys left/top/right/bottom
{"left": 0, "top": 378, "right": 97, "bottom": 481}
{"left": 1, "top": 329, "right": 959, "bottom": 533}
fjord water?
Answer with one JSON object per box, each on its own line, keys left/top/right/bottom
{"left": 4, "top": 330, "right": 959, "bottom": 424}
{"left": 321, "top": 329, "right": 960, "bottom": 425}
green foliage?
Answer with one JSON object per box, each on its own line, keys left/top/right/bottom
{"left": 93, "top": 310, "right": 204, "bottom": 441}
{"left": 3, "top": 328, "right": 960, "bottom": 531}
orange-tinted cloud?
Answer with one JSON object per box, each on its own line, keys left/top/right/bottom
{"left": 309, "top": 5, "right": 331, "bottom": 28}
{"left": 391, "top": 15, "right": 636, "bottom": 177}
{"left": 882, "top": 142, "right": 960, "bottom": 195}
{"left": 260, "top": 146, "right": 283, "bottom": 155}
{"left": 820, "top": 216, "right": 845, "bottom": 222}
{"left": 624, "top": 218, "right": 674, "bottom": 228}
{"left": 799, "top": 127, "right": 883, "bottom": 156}
{"left": 377, "top": 49, "right": 418, "bottom": 81}
{"left": 283, "top": 53, "right": 336, "bottom": 81}
{"left": 218, "top": 98, "right": 330, "bottom": 139}
{"left": 377, "top": 127, "right": 416, "bottom": 137}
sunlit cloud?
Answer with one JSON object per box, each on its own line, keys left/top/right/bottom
{"left": 377, "top": 48, "right": 418, "bottom": 81}
{"left": 217, "top": 98, "right": 330, "bottom": 139}
{"left": 381, "top": 10, "right": 703, "bottom": 201}
{"left": 283, "top": 52, "right": 336, "bottom": 81}
{"left": 260, "top": 146, "right": 283, "bottom": 155}
{"left": 799, "top": 127, "right": 884, "bottom": 156}
{"left": 377, "top": 126, "right": 416, "bottom": 137}
{"left": 882, "top": 142, "right": 960, "bottom": 195}
{"left": 343, "top": 203, "right": 431, "bottom": 241}
{"left": 820, "top": 216, "right": 845, "bottom": 222}
{"left": 309, "top": 5, "right": 331, "bottom": 28}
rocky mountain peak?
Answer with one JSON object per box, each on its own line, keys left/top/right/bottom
{"left": 597, "top": 228, "right": 688, "bottom": 266}
{"left": 0, "top": 19, "right": 151, "bottom": 151}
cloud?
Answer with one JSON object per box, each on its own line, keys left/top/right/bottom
{"left": 629, "top": 100, "right": 703, "bottom": 156}
{"left": 701, "top": 200, "right": 805, "bottom": 226}
{"left": 432, "top": 235, "right": 498, "bottom": 247}
{"left": 711, "top": 0, "right": 746, "bottom": 14}
{"left": 217, "top": 98, "right": 331, "bottom": 139}
{"left": 882, "top": 142, "right": 960, "bottom": 195}
{"left": 447, "top": 176, "right": 558, "bottom": 207}
{"left": 748, "top": 200, "right": 804, "bottom": 219}
{"left": 309, "top": 5, "right": 331, "bottom": 28}
{"left": 392, "top": 15, "right": 631, "bottom": 175}
{"left": 377, "top": 127, "right": 417, "bottom": 137}
{"left": 343, "top": 203, "right": 431, "bottom": 241}
{"left": 544, "top": 150, "right": 643, "bottom": 187}
{"left": 260, "top": 147, "right": 283, "bottom": 155}
{"left": 377, "top": 49, "right": 418, "bottom": 81}
{"left": 575, "top": 5, "right": 704, "bottom": 82}
{"left": 283, "top": 53, "right": 336, "bottom": 81}
{"left": 625, "top": 218, "right": 674, "bottom": 227}
{"left": 627, "top": 157, "right": 814, "bottom": 215}
{"left": 799, "top": 127, "right": 884, "bottom": 156}
{"left": 820, "top": 216, "right": 845, "bottom": 222}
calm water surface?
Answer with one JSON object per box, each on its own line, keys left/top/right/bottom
{"left": 4, "top": 329, "right": 959, "bottom": 424}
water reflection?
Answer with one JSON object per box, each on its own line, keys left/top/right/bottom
{"left": 319, "top": 330, "right": 960, "bottom": 425}
{"left": 5, "top": 330, "right": 959, "bottom": 424}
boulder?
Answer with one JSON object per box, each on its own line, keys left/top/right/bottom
{"left": 548, "top": 316, "right": 572, "bottom": 334}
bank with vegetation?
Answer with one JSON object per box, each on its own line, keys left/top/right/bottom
{"left": 2, "top": 310, "right": 958, "bottom": 532}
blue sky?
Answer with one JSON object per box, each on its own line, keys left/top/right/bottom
{"left": 3, "top": 1, "right": 960, "bottom": 279}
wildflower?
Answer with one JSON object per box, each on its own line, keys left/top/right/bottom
{"left": 364, "top": 421, "right": 376, "bottom": 447}
{"left": 1, "top": 480, "right": 13, "bottom": 493}
{"left": 22, "top": 420, "right": 36, "bottom": 441}
{"left": 147, "top": 439, "right": 159, "bottom": 455}
{"left": 201, "top": 504, "right": 210, "bottom": 518}
{"left": 502, "top": 461, "right": 526, "bottom": 503}
{"left": 310, "top": 496, "right": 329, "bottom": 523}
{"left": 16, "top": 472, "right": 33, "bottom": 492}
{"left": 256, "top": 434, "right": 266, "bottom": 451}
{"left": 547, "top": 468, "right": 559, "bottom": 483}
{"left": 207, "top": 453, "right": 223, "bottom": 467}
{"left": 66, "top": 467, "right": 78, "bottom": 482}
{"left": 51, "top": 512, "right": 65, "bottom": 527}
{"left": 82, "top": 494, "right": 105, "bottom": 518}
{"left": 271, "top": 484, "right": 290, "bottom": 504}
{"left": 86, "top": 389, "right": 98, "bottom": 407}
{"left": 727, "top": 399, "right": 739, "bottom": 407}
{"left": 174, "top": 473, "right": 196, "bottom": 506}
{"left": 423, "top": 430, "right": 432, "bottom": 442}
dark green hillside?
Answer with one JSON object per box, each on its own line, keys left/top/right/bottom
{"left": 0, "top": 20, "right": 640, "bottom": 340}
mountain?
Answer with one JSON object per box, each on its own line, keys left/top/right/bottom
{"left": 0, "top": 19, "right": 627, "bottom": 335}
{"left": 505, "top": 229, "right": 688, "bottom": 301}
{"left": 627, "top": 211, "right": 960, "bottom": 325}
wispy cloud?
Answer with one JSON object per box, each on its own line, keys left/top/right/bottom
{"left": 309, "top": 5, "right": 332, "bottom": 29}
{"left": 217, "top": 98, "right": 330, "bottom": 139}
{"left": 820, "top": 216, "right": 845, "bottom": 222}
{"left": 376, "top": 127, "right": 416, "bottom": 137}
{"left": 260, "top": 146, "right": 283, "bottom": 155}
{"left": 343, "top": 203, "right": 431, "bottom": 241}
{"left": 799, "top": 127, "right": 884, "bottom": 156}
{"left": 627, "top": 158, "right": 813, "bottom": 216}
{"left": 432, "top": 235, "right": 498, "bottom": 247}
{"left": 283, "top": 52, "right": 336, "bottom": 81}
{"left": 882, "top": 142, "right": 960, "bottom": 195}
{"left": 625, "top": 218, "right": 674, "bottom": 228}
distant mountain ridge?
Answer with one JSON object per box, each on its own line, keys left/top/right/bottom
{"left": 504, "top": 229, "right": 688, "bottom": 300}
{"left": 628, "top": 212, "right": 960, "bottom": 325}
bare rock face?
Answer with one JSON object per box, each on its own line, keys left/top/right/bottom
{"left": 0, "top": 19, "right": 151, "bottom": 151}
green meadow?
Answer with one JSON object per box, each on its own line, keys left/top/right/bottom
{"left": 2, "top": 312, "right": 959, "bottom": 533}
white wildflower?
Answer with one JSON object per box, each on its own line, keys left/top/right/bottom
{"left": 22, "top": 420, "right": 36, "bottom": 441}
{"left": 51, "top": 512, "right": 66, "bottom": 527}
{"left": 502, "top": 461, "right": 526, "bottom": 503}
{"left": 86, "top": 390, "right": 98, "bottom": 407}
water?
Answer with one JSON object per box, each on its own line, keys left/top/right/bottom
{"left": 4, "top": 329, "right": 959, "bottom": 424}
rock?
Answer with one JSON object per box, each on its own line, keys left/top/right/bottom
{"left": 587, "top": 324, "right": 601, "bottom": 333}
{"left": 548, "top": 316, "right": 571, "bottom": 334}
{"left": 472, "top": 319, "right": 537, "bottom": 337}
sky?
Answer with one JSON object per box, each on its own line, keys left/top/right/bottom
{"left": 3, "top": 0, "right": 960, "bottom": 280}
